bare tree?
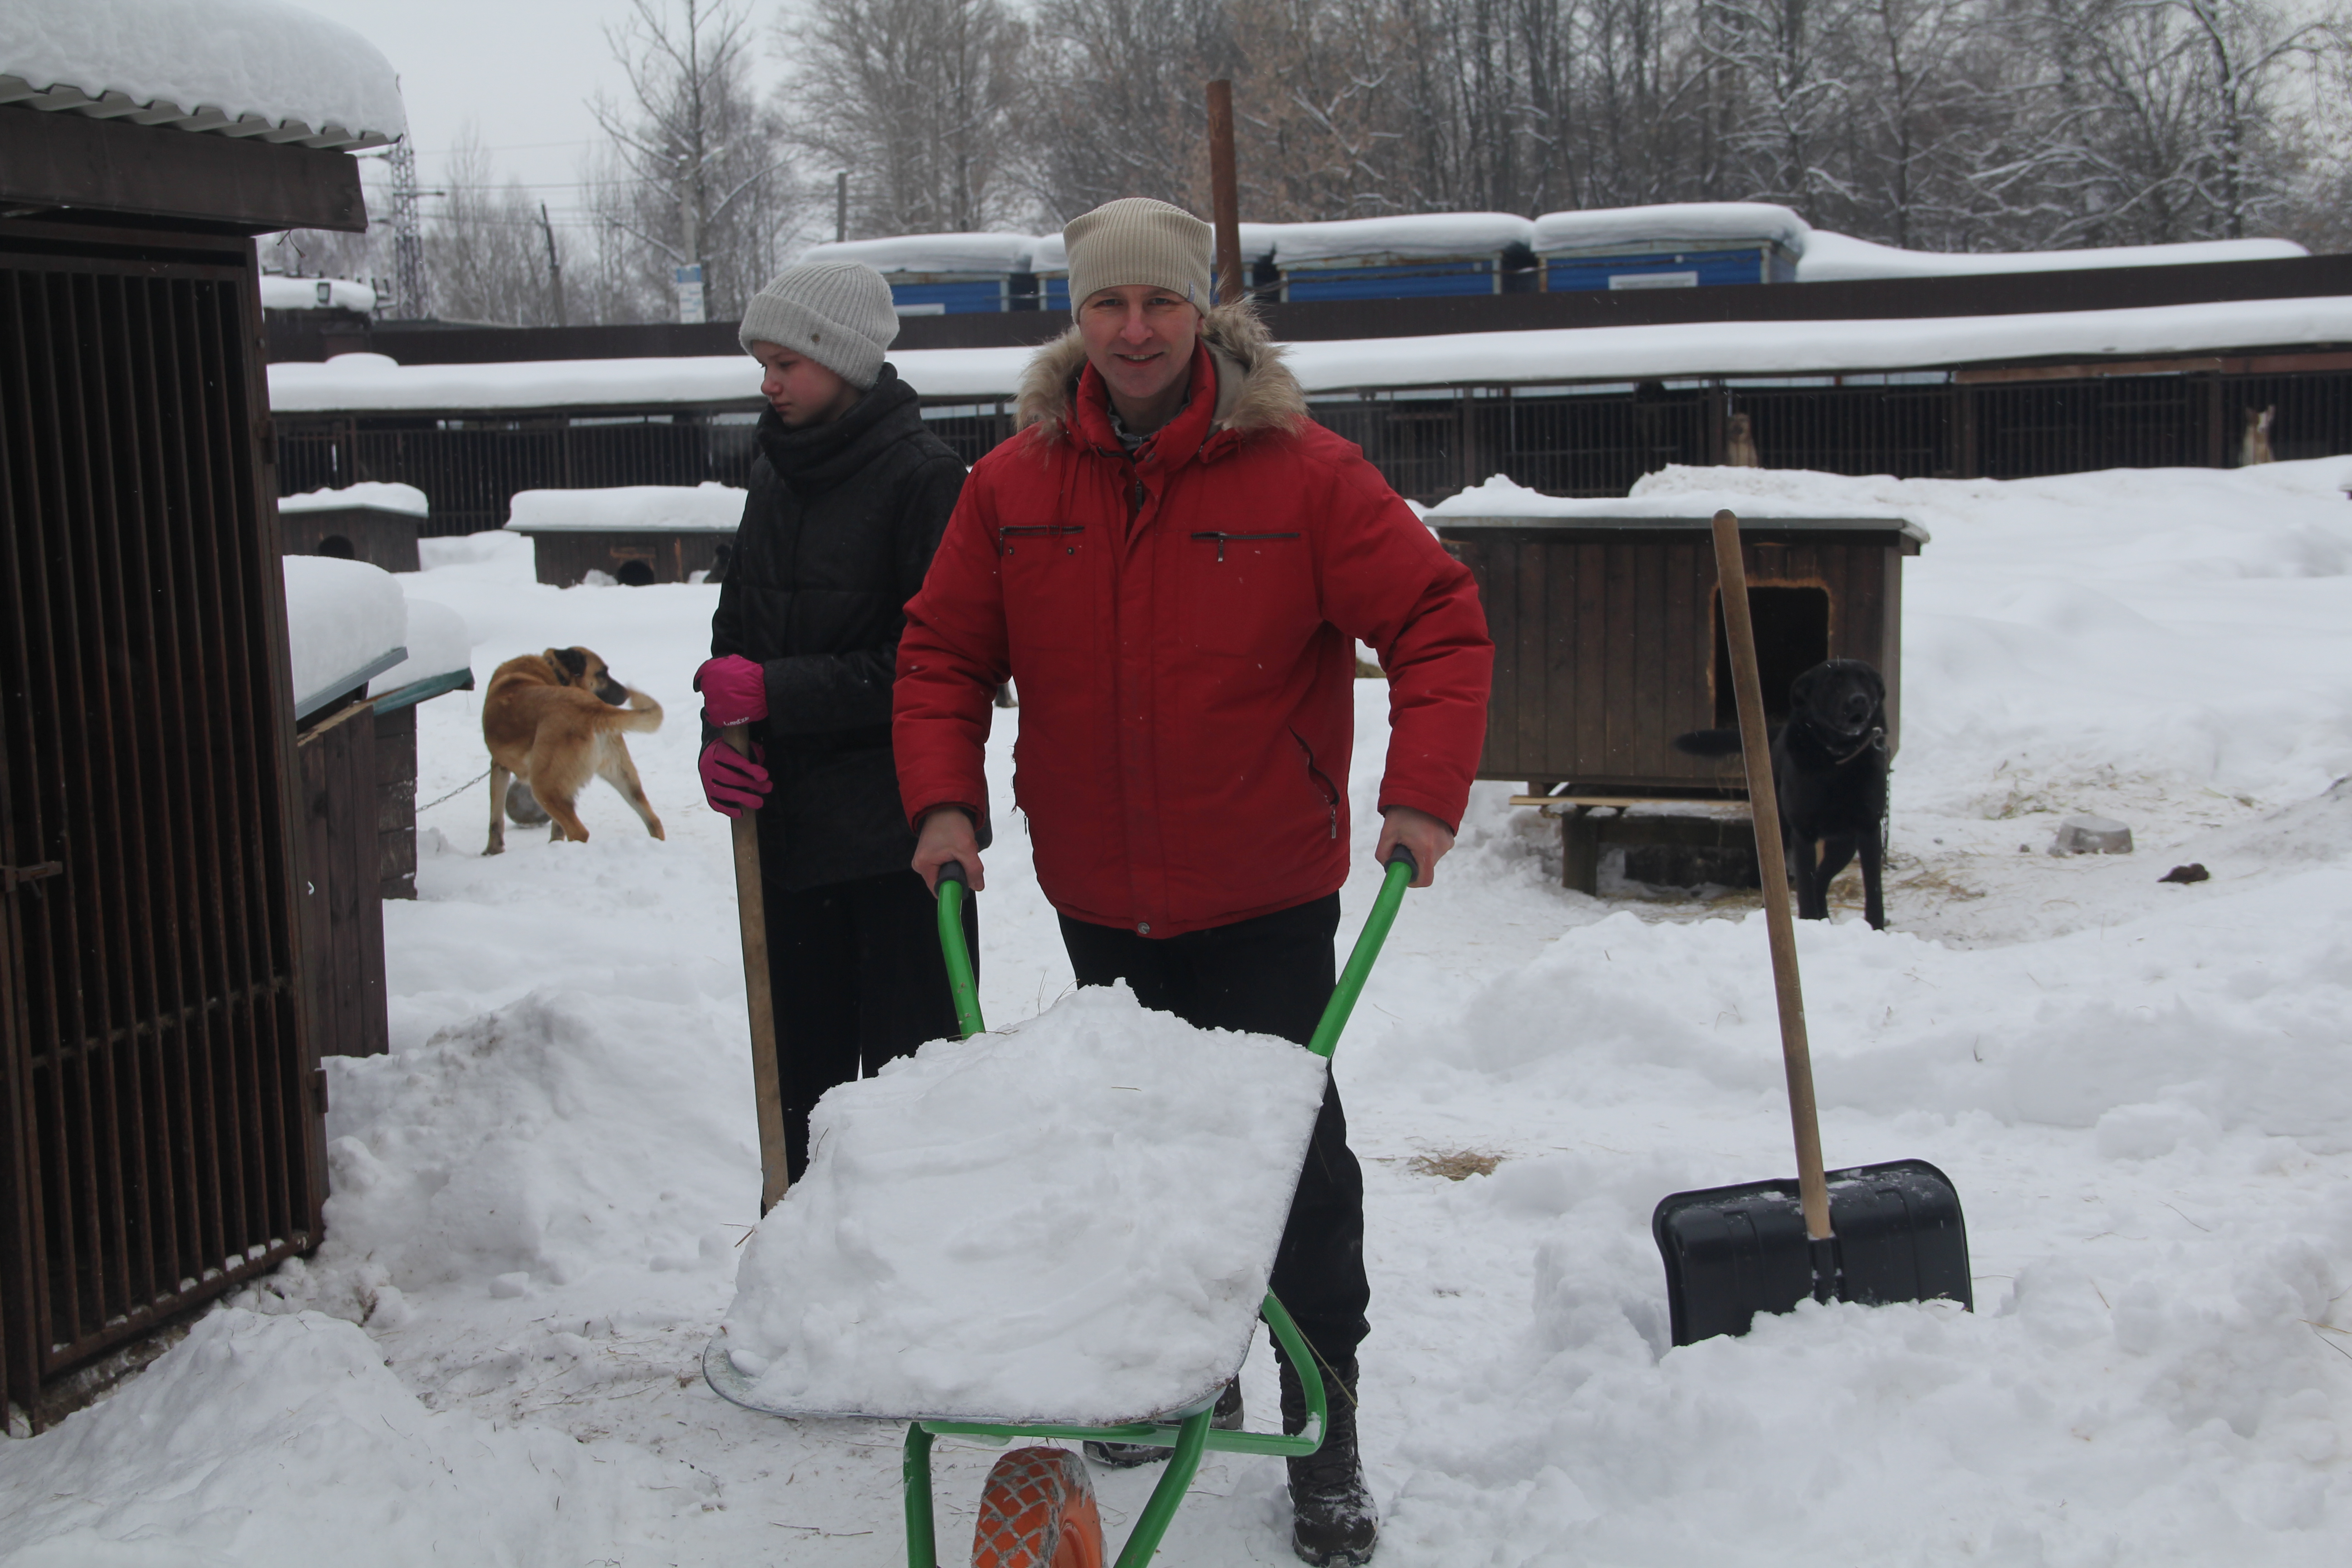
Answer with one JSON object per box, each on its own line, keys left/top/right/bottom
{"left": 783, "top": 0, "right": 1033, "bottom": 236}
{"left": 594, "top": 0, "right": 800, "bottom": 316}
{"left": 1022, "top": 0, "right": 1236, "bottom": 220}
{"left": 426, "top": 130, "right": 565, "bottom": 326}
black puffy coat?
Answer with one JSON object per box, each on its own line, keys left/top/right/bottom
{"left": 710, "top": 365, "right": 977, "bottom": 892}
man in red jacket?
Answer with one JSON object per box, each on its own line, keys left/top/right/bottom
{"left": 893, "top": 198, "right": 1491, "bottom": 1567}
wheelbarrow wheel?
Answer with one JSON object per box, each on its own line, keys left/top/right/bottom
{"left": 971, "top": 1446, "right": 1104, "bottom": 1568}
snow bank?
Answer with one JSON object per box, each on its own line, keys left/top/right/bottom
{"left": 798, "top": 232, "right": 1039, "bottom": 275}
{"left": 281, "top": 556, "right": 405, "bottom": 716}
{"left": 1270, "top": 213, "right": 1535, "bottom": 265}
{"left": 269, "top": 294, "right": 2352, "bottom": 412}
{"left": 1535, "top": 202, "right": 1811, "bottom": 254}
{"left": 260, "top": 275, "right": 378, "bottom": 314}
{"left": 721, "top": 986, "right": 1330, "bottom": 1423}
{"left": 0, "top": 1308, "right": 688, "bottom": 1567}
{"left": 0, "top": 0, "right": 407, "bottom": 148}
{"left": 1800, "top": 230, "right": 2308, "bottom": 283}
{"left": 505, "top": 481, "right": 745, "bottom": 533}
{"left": 279, "top": 480, "right": 426, "bottom": 516}
{"left": 369, "top": 599, "right": 469, "bottom": 693}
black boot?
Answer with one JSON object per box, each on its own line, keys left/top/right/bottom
{"left": 1083, "top": 1378, "right": 1243, "bottom": 1468}
{"left": 1280, "top": 1356, "right": 1377, "bottom": 1566}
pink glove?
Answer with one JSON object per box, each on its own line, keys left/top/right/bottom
{"left": 695, "top": 655, "right": 769, "bottom": 725}
{"left": 699, "top": 738, "right": 772, "bottom": 817}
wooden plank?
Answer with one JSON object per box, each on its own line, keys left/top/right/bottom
{"left": 1632, "top": 539, "right": 1666, "bottom": 782}
{"left": 1602, "top": 542, "right": 1637, "bottom": 779}
{"left": 1511, "top": 539, "right": 1547, "bottom": 779}
{"left": 0, "top": 110, "right": 366, "bottom": 234}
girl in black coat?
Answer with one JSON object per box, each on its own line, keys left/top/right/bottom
{"left": 696, "top": 261, "right": 979, "bottom": 1183}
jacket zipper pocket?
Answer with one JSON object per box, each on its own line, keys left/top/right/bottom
{"left": 1290, "top": 728, "right": 1340, "bottom": 840}
{"left": 1000, "top": 524, "right": 1083, "bottom": 555}
{"left": 1191, "top": 530, "right": 1301, "bottom": 563}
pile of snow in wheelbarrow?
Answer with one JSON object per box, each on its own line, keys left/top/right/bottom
{"left": 7, "top": 458, "right": 2352, "bottom": 1567}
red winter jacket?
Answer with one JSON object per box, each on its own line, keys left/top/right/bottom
{"left": 893, "top": 305, "right": 1493, "bottom": 937}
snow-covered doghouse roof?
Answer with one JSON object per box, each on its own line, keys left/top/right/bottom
{"left": 0, "top": 0, "right": 406, "bottom": 151}
{"left": 504, "top": 483, "right": 747, "bottom": 534}
{"left": 1426, "top": 474, "right": 1931, "bottom": 544}
{"left": 267, "top": 293, "right": 2352, "bottom": 414}
{"left": 282, "top": 556, "right": 406, "bottom": 719}
{"left": 279, "top": 481, "right": 429, "bottom": 517}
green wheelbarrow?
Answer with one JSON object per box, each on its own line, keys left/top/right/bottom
{"left": 703, "top": 848, "right": 1419, "bottom": 1568}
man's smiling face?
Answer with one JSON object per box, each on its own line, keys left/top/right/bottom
{"left": 1077, "top": 284, "right": 1201, "bottom": 424}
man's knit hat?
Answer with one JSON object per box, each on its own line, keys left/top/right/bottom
{"left": 738, "top": 260, "right": 898, "bottom": 388}
{"left": 1063, "top": 198, "right": 1213, "bottom": 318}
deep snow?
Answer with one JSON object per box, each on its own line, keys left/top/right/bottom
{"left": 8, "top": 460, "right": 2352, "bottom": 1565}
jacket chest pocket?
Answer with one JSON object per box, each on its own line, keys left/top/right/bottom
{"left": 1183, "top": 531, "right": 1313, "bottom": 656}
{"left": 1000, "top": 524, "right": 1090, "bottom": 652}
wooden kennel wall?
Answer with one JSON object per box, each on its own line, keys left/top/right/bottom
{"left": 0, "top": 108, "right": 365, "bottom": 1428}
{"left": 1433, "top": 514, "right": 1925, "bottom": 799}
{"left": 514, "top": 524, "right": 736, "bottom": 587}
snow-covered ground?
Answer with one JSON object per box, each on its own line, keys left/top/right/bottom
{"left": 9, "top": 458, "right": 2352, "bottom": 1566}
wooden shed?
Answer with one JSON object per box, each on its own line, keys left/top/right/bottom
{"left": 0, "top": 21, "right": 399, "bottom": 1426}
{"left": 506, "top": 482, "right": 743, "bottom": 587}
{"left": 1431, "top": 506, "right": 1925, "bottom": 887}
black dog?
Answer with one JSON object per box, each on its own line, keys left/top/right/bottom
{"left": 1673, "top": 658, "right": 1889, "bottom": 930}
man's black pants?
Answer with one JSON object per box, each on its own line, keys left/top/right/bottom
{"left": 763, "top": 867, "right": 975, "bottom": 1182}
{"left": 1058, "top": 894, "right": 1369, "bottom": 1375}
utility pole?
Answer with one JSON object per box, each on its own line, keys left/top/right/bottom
{"left": 387, "top": 138, "right": 432, "bottom": 320}
{"left": 539, "top": 203, "right": 568, "bottom": 327}
{"left": 1205, "top": 80, "right": 1243, "bottom": 305}
{"left": 835, "top": 171, "right": 848, "bottom": 244}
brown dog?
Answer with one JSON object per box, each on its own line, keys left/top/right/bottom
{"left": 481, "top": 647, "right": 665, "bottom": 854}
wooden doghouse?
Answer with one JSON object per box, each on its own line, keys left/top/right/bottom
{"left": 277, "top": 483, "right": 426, "bottom": 572}
{"left": 1431, "top": 505, "right": 1926, "bottom": 891}
{"left": 505, "top": 482, "right": 742, "bottom": 587}
{"left": 1, "top": 29, "right": 398, "bottom": 1426}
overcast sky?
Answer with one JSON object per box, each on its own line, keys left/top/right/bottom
{"left": 294, "top": 0, "right": 785, "bottom": 237}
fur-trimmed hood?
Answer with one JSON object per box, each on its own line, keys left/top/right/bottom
{"left": 1014, "top": 302, "right": 1308, "bottom": 446}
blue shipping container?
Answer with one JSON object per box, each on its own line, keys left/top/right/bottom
{"left": 888, "top": 278, "right": 1009, "bottom": 314}
{"left": 1545, "top": 246, "right": 1794, "bottom": 291}
{"left": 1283, "top": 260, "right": 1497, "bottom": 302}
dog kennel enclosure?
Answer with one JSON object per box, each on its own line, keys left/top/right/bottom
{"left": 0, "top": 84, "right": 387, "bottom": 1428}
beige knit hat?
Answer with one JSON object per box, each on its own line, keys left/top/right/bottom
{"left": 1063, "top": 198, "right": 1213, "bottom": 318}
{"left": 738, "top": 260, "right": 899, "bottom": 388}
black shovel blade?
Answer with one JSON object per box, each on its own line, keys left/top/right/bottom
{"left": 1651, "top": 1158, "right": 1972, "bottom": 1347}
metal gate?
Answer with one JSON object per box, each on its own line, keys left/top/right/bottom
{"left": 0, "top": 224, "right": 323, "bottom": 1427}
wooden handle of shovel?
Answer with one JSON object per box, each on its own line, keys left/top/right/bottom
{"left": 1709, "top": 511, "right": 1833, "bottom": 1244}
{"left": 723, "top": 723, "right": 790, "bottom": 1215}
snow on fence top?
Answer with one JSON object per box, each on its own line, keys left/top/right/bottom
{"left": 279, "top": 480, "right": 428, "bottom": 516}
{"left": 505, "top": 483, "right": 746, "bottom": 534}
{"left": 369, "top": 599, "right": 471, "bottom": 695}
{"left": 281, "top": 556, "right": 406, "bottom": 718}
{"left": 261, "top": 275, "right": 378, "bottom": 314}
{"left": 1798, "top": 231, "right": 2307, "bottom": 283}
{"left": 798, "top": 233, "right": 1039, "bottom": 276}
{"left": 268, "top": 294, "right": 2352, "bottom": 415}
{"left": 1, "top": 0, "right": 407, "bottom": 151}
{"left": 1534, "top": 203, "right": 1811, "bottom": 254}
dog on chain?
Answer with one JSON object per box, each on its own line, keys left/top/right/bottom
{"left": 1673, "top": 657, "right": 1889, "bottom": 930}
{"left": 481, "top": 647, "right": 665, "bottom": 854}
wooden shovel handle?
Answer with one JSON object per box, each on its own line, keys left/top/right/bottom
{"left": 1709, "top": 511, "right": 1833, "bottom": 1243}
{"left": 723, "top": 723, "right": 790, "bottom": 1215}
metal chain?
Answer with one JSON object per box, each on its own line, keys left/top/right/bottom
{"left": 416, "top": 768, "right": 490, "bottom": 813}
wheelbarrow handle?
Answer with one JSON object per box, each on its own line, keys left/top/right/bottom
{"left": 934, "top": 862, "right": 986, "bottom": 1039}
{"left": 1305, "top": 849, "right": 1417, "bottom": 1060}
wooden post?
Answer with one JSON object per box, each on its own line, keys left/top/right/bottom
{"left": 1206, "top": 79, "right": 1244, "bottom": 305}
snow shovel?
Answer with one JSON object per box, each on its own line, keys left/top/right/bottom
{"left": 1649, "top": 510, "right": 1971, "bottom": 1347}
{"left": 722, "top": 723, "right": 791, "bottom": 1215}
